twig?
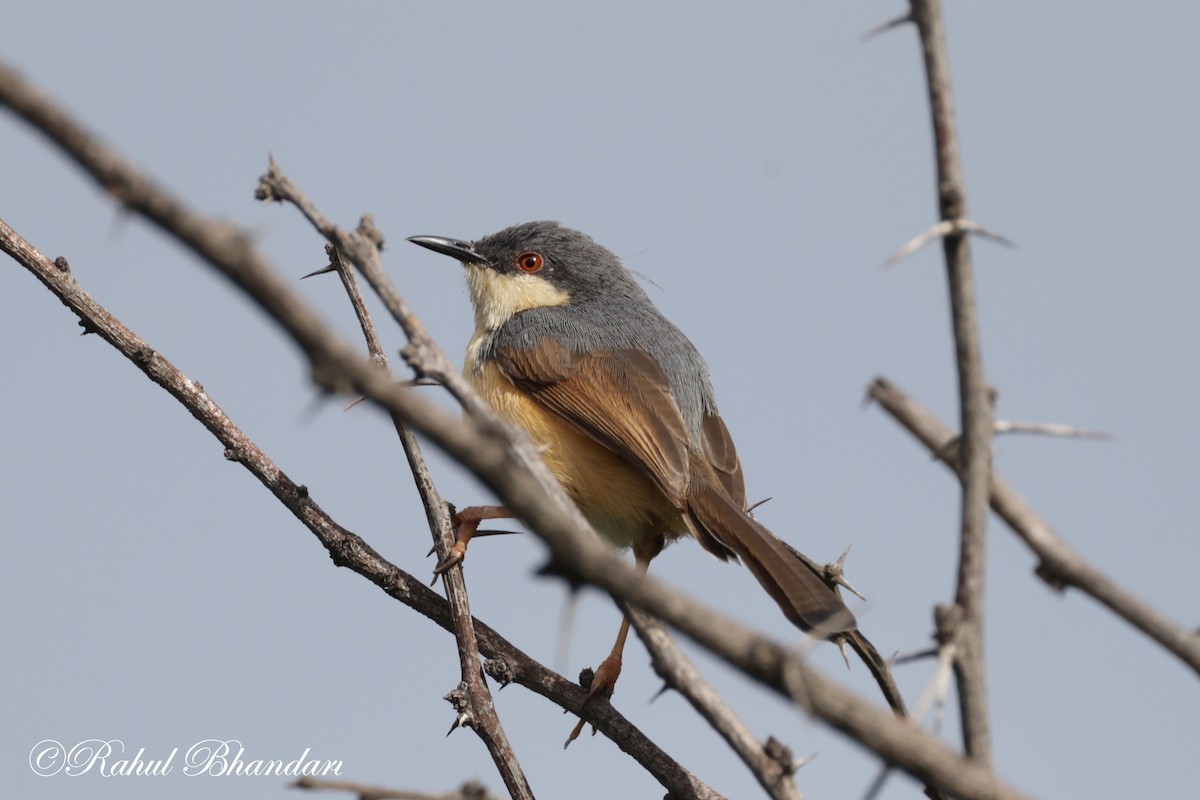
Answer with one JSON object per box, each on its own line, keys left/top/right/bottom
{"left": 861, "top": 643, "right": 956, "bottom": 800}
{"left": 862, "top": 12, "right": 913, "bottom": 41}
{"left": 255, "top": 161, "right": 485, "bottom": 416}
{"left": 909, "top": 0, "right": 994, "bottom": 764}
{"left": 319, "top": 246, "right": 531, "bottom": 798}
{"left": 0, "top": 66, "right": 1032, "bottom": 799}
{"left": 626, "top": 606, "right": 805, "bottom": 800}
{"left": 882, "top": 218, "right": 1015, "bottom": 269}
{"left": 933, "top": 420, "right": 1112, "bottom": 459}
{"left": 868, "top": 376, "right": 1200, "bottom": 675}
{"left": 992, "top": 420, "right": 1111, "bottom": 441}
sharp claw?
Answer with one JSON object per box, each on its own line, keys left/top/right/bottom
{"left": 564, "top": 717, "right": 588, "bottom": 749}
{"left": 565, "top": 656, "right": 621, "bottom": 747}
{"left": 432, "top": 542, "right": 467, "bottom": 576}
{"left": 432, "top": 555, "right": 462, "bottom": 576}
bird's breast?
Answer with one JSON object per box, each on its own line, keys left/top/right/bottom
{"left": 464, "top": 338, "right": 686, "bottom": 548}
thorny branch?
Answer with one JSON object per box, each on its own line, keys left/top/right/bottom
{"left": 869, "top": 377, "right": 1200, "bottom": 676}
{"left": 626, "top": 606, "right": 805, "bottom": 800}
{"left": 908, "top": 0, "right": 994, "bottom": 764}
{"left": 0, "top": 217, "right": 723, "bottom": 800}
{"left": 0, "top": 62, "right": 1032, "bottom": 799}
{"left": 317, "top": 246, "right": 531, "bottom": 798}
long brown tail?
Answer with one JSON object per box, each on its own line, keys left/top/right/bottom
{"left": 843, "top": 629, "right": 908, "bottom": 715}
{"left": 687, "top": 486, "right": 945, "bottom": 798}
{"left": 685, "top": 484, "right": 856, "bottom": 635}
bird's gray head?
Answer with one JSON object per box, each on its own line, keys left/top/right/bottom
{"left": 409, "top": 220, "right": 718, "bottom": 431}
{"left": 408, "top": 221, "right": 645, "bottom": 331}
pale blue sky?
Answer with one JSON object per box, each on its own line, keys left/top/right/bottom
{"left": 3, "top": 3, "right": 1197, "bottom": 799}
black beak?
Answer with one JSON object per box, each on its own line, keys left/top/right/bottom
{"left": 406, "top": 235, "right": 489, "bottom": 265}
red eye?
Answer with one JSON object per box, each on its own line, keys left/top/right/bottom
{"left": 516, "top": 252, "right": 544, "bottom": 273}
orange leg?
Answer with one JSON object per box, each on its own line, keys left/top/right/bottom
{"left": 565, "top": 535, "right": 664, "bottom": 746}
{"left": 433, "top": 505, "right": 512, "bottom": 575}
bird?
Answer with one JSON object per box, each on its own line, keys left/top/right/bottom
{"left": 408, "top": 221, "right": 900, "bottom": 741}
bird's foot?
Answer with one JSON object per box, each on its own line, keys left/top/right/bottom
{"left": 564, "top": 653, "right": 622, "bottom": 748}
{"left": 432, "top": 538, "right": 470, "bottom": 575}
{"left": 430, "top": 507, "right": 482, "bottom": 581}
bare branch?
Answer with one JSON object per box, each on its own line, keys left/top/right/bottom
{"left": 862, "top": 643, "right": 956, "bottom": 800}
{"left": 627, "top": 608, "right": 805, "bottom": 800}
{"left": 0, "top": 65, "right": 1034, "bottom": 799}
{"left": 255, "top": 161, "right": 486, "bottom": 417}
{"left": 255, "top": 156, "right": 955, "bottom": 795}
{"left": 319, "top": 245, "right": 531, "bottom": 798}
{"left": 909, "top": 0, "right": 994, "bottom": 763}
{"left": 868, "top": 376, "right": 1200, "bottom": 676}
{"left": 0, "top": 218, "right": 722, "bottom": 800}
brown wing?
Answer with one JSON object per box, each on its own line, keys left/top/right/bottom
{"left": 493, "top": 337, "right": 692, "bottom": 505}
{"left": 701, "top": 411, "right": 746, "bottom": 509}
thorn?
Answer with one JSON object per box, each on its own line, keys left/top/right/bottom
{"left": 826, "top": 545, "right": 868, "bottom": 602}
{"left": 564, "top": 718, "right": 588, "bottom": 749}
{"left": 745, "top": 496, "right": 773, "bottom": 514}
{"left": 300, "top": 264, "right": 336, "bottom": 279}
{"left": 446, "top": 712, "right": 471, "bottom": 737}
{"left": 862, "top": 12, "right": 913, "bottom": 40}
{"left": 893, "top": 646, "right": 940, "bottom": 666}
{"left": 794, "top": 752, "right": 818, "bottom": 770}
{"left": 968, "top": 222, "right": 1017, "bottom": 249}
{"left": 936, "top": 419, "right": 1113, "bottom": 461}
{"left": 882, "top": 218, "right": 1016, "bottom": 269}
{"left": 429, "top": 529, "right": 520, "bottom": 559}
{"left": 473, "top": 528, "right": 525, "bottom": 539}
{"left": 432, "top": 542, "right": 467, "bottom": 576}
{"left": 342, "top": 396, "right": 366, "bottom": 412}
{"left": 994, "top": 420, "right": 1113, "bottom": 441}
{"left": 649, "top": 683, "right": 671, "bottom": 704}
{"left": 837, "top": 636, "right": 852, "bottom": 670}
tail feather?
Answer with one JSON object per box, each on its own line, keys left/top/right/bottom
{"left": 686, "top": 484, "right": 855, "bottom": 635}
